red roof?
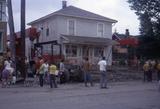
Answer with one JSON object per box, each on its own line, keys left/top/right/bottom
{"left": 118, "top": 37, "right": 138, "bottom": 47}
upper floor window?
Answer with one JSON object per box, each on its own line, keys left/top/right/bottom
{"left": 0, "top": 32, "right": 3, "bottom": 52}
{"left": 46, "top": 28, "right": 49, "bottom": 37}
{"left": 0, "top": 2, "right": 2, "bottom": 21}
{"left": 97, "top": 23, "right": 104, "bottom": 37}
{"left": 68, "top": 20, "right": 75, "bottom": 35}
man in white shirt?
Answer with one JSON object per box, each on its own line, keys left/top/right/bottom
{"left": 98, "top": 57, "right": 108, "bottom": 89}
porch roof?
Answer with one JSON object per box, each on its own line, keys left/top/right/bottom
{"left": 61, "top": 35, "right": 118, "bottom": 46}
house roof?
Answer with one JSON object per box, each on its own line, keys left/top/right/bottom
{"left": 112, "top": 33, "right": 136, "bottom": 40}
{"left": 61, "top": 35, "right": 118, "bottom": 46}
{"left": 28, "top": 6, "right": 117, "bottom": 25}
{"left": 112, "top": 33, "right": 139, "bottom": 47}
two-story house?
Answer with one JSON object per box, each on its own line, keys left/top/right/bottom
{"left": 0, "top": 0, "right": 7, "bottom": 56}
{"left": 28, "top": 1, "right": 117, "bottom": 65}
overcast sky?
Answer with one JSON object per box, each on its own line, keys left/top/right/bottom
{"left": 11, "top": 0, "right": 140, "bottom": 35}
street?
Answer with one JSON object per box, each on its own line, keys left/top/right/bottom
{"left": 0, "top": 81, "right": 160, "bottom": 109}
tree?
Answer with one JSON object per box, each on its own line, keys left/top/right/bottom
{"left": 128, "top": 0, "right": 160, "bottom": 59}
{"left": 139, "top": 12, "right": 154, "bottom": 36}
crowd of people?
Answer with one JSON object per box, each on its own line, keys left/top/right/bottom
{"left": 1, "top": 56, "right": 160, "bottom": 89}
{"left": 32, "top": 56, "right": 109, "bottom": 89}
{"left": 0, "top": 56, "right": 109, "bottom": 89}
{"left": 143, "top": 60, "right": 160, "bottom": 82}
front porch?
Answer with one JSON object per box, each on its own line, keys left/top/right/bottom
{"left": 61, "top": 35, "right": 117, "bottom": 65}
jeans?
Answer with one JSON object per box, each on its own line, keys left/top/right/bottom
{"left": 39, "top": 74, "right": 44, "bottom": 87}
{"left": 84, "top": 71, "right": 93, "bottom": 86}
{"left": 100, "top": 71, "right": 107, "bottom": 88}
{"left": 157, "top": 71, "right": 160, "bottom": 81}
{"left": 143, "top": 71, "right": 148, "bottom": 82}
{"left": 50, "top": 74, "right": 57, "bottom": 88}
{"left": 148, "top": 70, "right": 152, "bottom": 82}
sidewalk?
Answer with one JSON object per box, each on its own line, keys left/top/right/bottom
{"left": 0, "top": 81, "right": 159, "bottom": 93}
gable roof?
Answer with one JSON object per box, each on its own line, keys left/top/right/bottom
{"left": 112, "top": 33, "right": 137, "bottom": 40}
{"left": 28, "top": 6, "right": 117, "bottom": 25}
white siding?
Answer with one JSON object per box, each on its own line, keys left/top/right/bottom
{"left": 56, "top": 16, "right": 112, "bottom": 39}
{"left": 32, "top": 16, "right": 59, "bottom": 43}
{"left": 31, "top": 15, "right": 113, "bottom": 42}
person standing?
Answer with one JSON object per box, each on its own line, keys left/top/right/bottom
{"left": 143, "top": 61, "right": 150, "bottom": 82}
{"left": 83, "top": 57, "right": 93, "bottom": 87}
{"left": 38, "top": 62, "right": 45, "bottom": 87}
{"left": 156, "top": 60, "right": 160, "bottom": 81}
{"left": 49, "top": 62, "right": 58, "bottom": 88}
{"left": 59, "top": 59, "right": 66, "bottom": 84}
{"left": 98, "top": 57, "right": 108, "bottom": 89}
{"left": 4, "top": 57, "right": 13, "bottom": 74}
{"left": 2, "top": 57, "right": 13, "bottom": 87}
{"left": 148, "top": 60, "right": 155, "bottom": 82}
{"left": 43, "top": 60, "right": 49, "bottom": 83}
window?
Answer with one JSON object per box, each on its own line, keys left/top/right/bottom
{"left": 46, "top": 28, "right": 49, "bottom": 37}
{"left": 94, "top": 47, "right": 103, "bottom": 57}
{"left": 97, "top": 23, "right": 104, "bottom": 37}
{"left": 0, "top": 32, "right": 3, "bottom": 52}
{"left": 82, "top": 46, "right": 89, "bottom": 57}
{"left": 68, "top": 20, "right": 75, "bottom": 35}
{"left": 65, "top": 45, "right": 77, "bottom": 57}
{"left": 0, "top": 2, "right": 2, "bottom": 20}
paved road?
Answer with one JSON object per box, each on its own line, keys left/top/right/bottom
{"left": 0, "top": 81, "right": 160, "bottom": 109}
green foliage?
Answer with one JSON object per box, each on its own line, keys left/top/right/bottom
{"left": 128, "top": 0, "right": 160, "bottom": 58}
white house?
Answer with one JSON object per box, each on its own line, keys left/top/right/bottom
{"left": 28, "top": 1, "right": 117, "bottom": 65}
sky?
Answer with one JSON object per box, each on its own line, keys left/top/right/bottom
{"left": 11, "top": 0, "right": 140, "bottom": 35}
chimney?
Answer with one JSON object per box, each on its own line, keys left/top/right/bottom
{"left": 62, "top": 1, "right": 67, "bottom": 9}
{"left": 125, "top": 29, "right": 130, "bottom": 37}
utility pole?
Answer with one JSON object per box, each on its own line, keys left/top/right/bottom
{"left": 21, "top": 0, "right": 26, "bottom": 79}
{"left": 7, "top": 0, "right": 16, "bottom": 72}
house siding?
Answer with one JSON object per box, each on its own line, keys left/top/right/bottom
{"left": 31, "top": 16, "right": 59, "bottom": 43}
{"left": 56, "top": 16, "right": 112, "bottom": 39}
{"left": 31, "top": 15, "right": 113, "bottom": 42}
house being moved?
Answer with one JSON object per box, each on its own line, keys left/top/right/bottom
{"left": 28, "top": 1, "right": 117, "bottom": 65}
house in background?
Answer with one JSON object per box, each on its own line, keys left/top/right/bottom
{"left": 112, "top": 29, "right": 139, "bottom": 65}
{"left": 28, "top": 1, "right": 117, "bottom": 65}
{"left": 0, "top": 0, "right": 7, "bottom": 56}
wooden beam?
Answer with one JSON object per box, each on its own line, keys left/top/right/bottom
{"left": 21, "top": 0, "right": 26, "bottom": 79}
{"left": 7, "top": 0, "right": 16, "bottom": 71}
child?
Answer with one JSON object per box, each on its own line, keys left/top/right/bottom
{"left": 49, "top": 62, "right": 58, "bottom": 88}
